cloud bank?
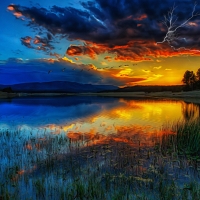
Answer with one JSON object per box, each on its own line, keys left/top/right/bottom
{"left": 7, "top": 0, "right": 200, "bottom": 61}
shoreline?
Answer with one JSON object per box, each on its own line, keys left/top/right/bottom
{"left": 1, "top": 90, "right": 200, "bottom": 104}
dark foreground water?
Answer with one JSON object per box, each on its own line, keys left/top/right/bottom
{"left": 0, "top": 96, "right": 200, "bottom": 199}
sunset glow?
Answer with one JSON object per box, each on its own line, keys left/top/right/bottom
{"left": 2, "top": 1, "right": 200, "bottom": 197}
{"left": 1, "top": 0, "right": 200, "bottom": 86}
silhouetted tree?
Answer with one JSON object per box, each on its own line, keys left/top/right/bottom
{"left": 196, "top": 68, "right": 200, "bottom": 88}
{"left": 196, "top": 68, "right": 200, "bottom": 79}
{"left": 182, "top": 70, "right": 196, "bottom": 90}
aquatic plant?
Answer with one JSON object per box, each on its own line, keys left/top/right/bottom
{"left": 0, "top": 123, "right": 200, "bottom": 199}
{"left": 160, "top": 120, "right": 200, "bottom": 157}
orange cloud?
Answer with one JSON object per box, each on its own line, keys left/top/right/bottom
{"left": 121, "top": 79, "right": 147, "bottom": 86}
{"left": 21, "top": 35, "right": 53, "bottom": 52}
{"left": 23, "top": 37, "right": 31, "bottom": 44}
{"left": 7, "top": 5, "right": 23, "bottom": 18}
{"left": 66, "top": 46, "right": 83, "bottom": 56}
{"left": 84, "top": 46, "right": 96, "bottom": 59}
{"left": 87, "top": 64, "right": 97, "bottom": 70}
{"left": 33, "top": 38, "right": 40, "bottom": 44}
{"left": 21, "top": 36, "right": 32, "bottom": 48}
{"left": 46, "top": 58, "right": 56, "bottom": 63}
{"left": 62, "top": 56, "right": 75, "bottom": 63}
{"left": 115, "top": 68, "right": 134, "bottom": 77}
{"left": 134, "top": 14, "right": 147, "bottom": 21}
{"left": 66, "top": 44, "right": 108, "bottom": 59}
{"left": 66, "top": 39, "right": 200, "bottom": 62}
{"left": 66, "top": 40, "right": 183, "bottom": 62}
{"left": 188, "top": 22, "right": 198, "bottom": 27}
{"left": 13, "top": 12, "right": 23, "bottom": 18}
{"left": 104, "top": 56, "right": 112, "bottom": 61}
{"left": 153, "top": 66, "right": 162, "bottom": 69}
{"left": 7, "top": 5, "right": 15, "bottom": 11}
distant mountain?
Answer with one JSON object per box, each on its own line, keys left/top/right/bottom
{"left": 0, "top": 81, "right": 118, "bottom": 93}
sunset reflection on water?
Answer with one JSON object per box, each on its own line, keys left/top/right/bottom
{"left": 1, "top": 96, "right": 200, "bottom": 200}
{"left": 0, "top": 97, "right": 199, "bottom": 145}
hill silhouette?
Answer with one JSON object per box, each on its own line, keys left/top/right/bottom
{"left": 0, "top": 81, "right": 118, "bottom": 93}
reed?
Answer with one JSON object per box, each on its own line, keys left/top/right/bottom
{"left": 0, "top": 124, "right": 200, "bottom": 199}
{"left": 160, "top": 120, "right": 200, "bottom": 158}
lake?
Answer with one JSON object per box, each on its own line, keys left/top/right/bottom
{"left": 0, "top": 96, "right": 199, "bottom": 135}
{"left": 0, "top": 96, "right": 200, "bottom": 199}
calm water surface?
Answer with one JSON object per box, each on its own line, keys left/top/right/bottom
{"left": 1, "top": 96, "right": 200, "bottom": 199}
{"left": 0, "top": 96, "right": 199, "bottom": 138}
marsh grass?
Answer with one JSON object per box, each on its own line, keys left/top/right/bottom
{"left": 160, "top": 120, "right": 200, "bottom": 158}
{"left": 1, "top": 123, "right": 200, "bottom": 199}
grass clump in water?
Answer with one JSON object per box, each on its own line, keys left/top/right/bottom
{"left": 160, "top": 120, "right": 200, "bottom": 158}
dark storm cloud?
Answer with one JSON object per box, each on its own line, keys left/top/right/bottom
{"left": 8, "top": 4, "right": 98, "bottom": 36}
{"left": 8, "top": 0, "right": 200, "bottom": 61}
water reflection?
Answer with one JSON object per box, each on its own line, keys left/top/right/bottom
{"left": 0, "top": 96, "right": 200, "bottom": 138}
{"left": 181, "top": 102, "right": 200, "bottom": 121}
{"left": 1, "top": 97, "right": 200, "bottom": 199}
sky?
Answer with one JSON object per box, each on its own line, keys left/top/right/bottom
{"left": 1, "top": 0, "right": 200, "bottom": 86}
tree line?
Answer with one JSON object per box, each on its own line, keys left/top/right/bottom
{"left": 182, "top": 68, "right": 200, "bottom": 90}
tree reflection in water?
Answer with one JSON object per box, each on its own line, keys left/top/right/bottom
{"left": 181, "top": 102, "right": 200, "bottom": 121}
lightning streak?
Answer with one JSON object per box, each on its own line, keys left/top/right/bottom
{"left": 157, "top": 3, "right": 200, "bottom": 52}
